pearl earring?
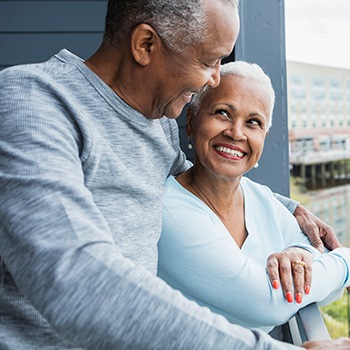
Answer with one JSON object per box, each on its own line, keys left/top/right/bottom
{"left": 187, "top": 137, "right": 193, "bottom": 150}
{"left": 253, "top": 162, "right": 259, "bottom": 169}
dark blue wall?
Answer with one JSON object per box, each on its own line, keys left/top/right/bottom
{"left": 0, "top": 0, "right": 107, "bottom": 70}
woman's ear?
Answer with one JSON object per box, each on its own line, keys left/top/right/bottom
{"left": 130, "top": 24, "right": 159, "bottom": 66}
{"left": 186, "top": 107, "right": 195, "bottom": 138}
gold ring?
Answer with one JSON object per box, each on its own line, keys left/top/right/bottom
{"left": 292, "top": 260, "right": 306, "bottom": 268}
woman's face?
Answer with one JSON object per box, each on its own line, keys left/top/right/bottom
{"left": 188, "top": 75, "right": 270, "bottom": 180}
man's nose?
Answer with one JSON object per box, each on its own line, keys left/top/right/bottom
{"left": 207, "top": 65, "right": 220, "bottom": 88}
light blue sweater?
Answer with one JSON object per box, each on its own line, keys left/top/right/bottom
{"left": 0, "top": 50, "right": 300, "bottom": 349}
{"left": 158, "top": 176, "right": 350, "bottom": 332}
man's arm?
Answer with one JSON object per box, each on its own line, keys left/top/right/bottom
{"left": 274, "top": 194, "right": 342, "bottom": 252}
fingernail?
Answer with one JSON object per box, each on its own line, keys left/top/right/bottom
{"left": 286, "top": 292, "right": 293, "bottom": 303}
{"left": 272, "top": 280, "right": 279, "bottom": 289}
{"left": 296, "top": 293, "right": 302, "bottom": 304}
{"left": 305, "top": 285, "right": 310, "bottom": 295}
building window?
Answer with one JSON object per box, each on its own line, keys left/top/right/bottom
{"left": 312, "top": 76, "right": 325, "bottom": 86}
{"left": 312, "top": 90, "right": 325, "bottom": 101}
{"left": 320, "top": 137, "right": 330, "bottom": 150}
{"left": 290, "top": 73, "right": 305, "bottom": 86}
{"left": 330, "top": 92, "right": 342, "bottom": 101}
{"left": 330, "top": 77, "right": 341, "bottom": 88}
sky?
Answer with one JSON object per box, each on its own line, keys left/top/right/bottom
{"left": 284, "top": 0, "right": 350, "bottom": 69}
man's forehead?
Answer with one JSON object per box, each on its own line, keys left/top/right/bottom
{"left": 203, "top": 2, "right": 239, "bottom": 52}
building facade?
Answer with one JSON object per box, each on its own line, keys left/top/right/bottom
{"left": 287, "top": 61, "right": 350, "bottom": 245}
{"left": 288, "top": 61, "right": 350, "bottom": 187}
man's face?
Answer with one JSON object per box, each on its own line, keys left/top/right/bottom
{"left": 149, "top": 0, "right": 240, "bottom": 119}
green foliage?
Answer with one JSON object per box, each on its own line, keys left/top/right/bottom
{"left": 320, "top": 291, "right": 349, "bottom": 338}
{"left": 321, "top": 296, "right": 348, "bottom": 321}
{"left": 289, "top": 177, "right": 311, "bottom": 205}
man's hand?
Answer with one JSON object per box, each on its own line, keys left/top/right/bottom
{"left": 294, "top": 205, "right": 342, "bottom": 252}
{"left": 302, "top": 337, "right": 350, "bottom": 349}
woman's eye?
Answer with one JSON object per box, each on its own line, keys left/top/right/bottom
{"left": 215, "top": 109, "right": 229, "bottom": 118}
{"left": 247, "top": 119, "right": 260, "bottom": 126}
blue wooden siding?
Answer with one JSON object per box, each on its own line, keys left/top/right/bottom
{"left": 0, "top": 0, "right": 107, "bottom": 70}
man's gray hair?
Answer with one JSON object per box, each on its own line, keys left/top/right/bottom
{"left": 104, "top": 0, "right": 239, "bottom": 52}
{"left": 190, "top": 61, "right": 275, "bottom": 129}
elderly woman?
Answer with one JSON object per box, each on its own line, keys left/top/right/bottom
{"left": 157, "top": 61, "right": 350, "bottom": 332}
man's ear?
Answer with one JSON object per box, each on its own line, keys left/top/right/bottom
{"left": 130, "top": 23, "right": 159, "bottom": 66}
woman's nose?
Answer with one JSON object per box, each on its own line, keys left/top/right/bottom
{"left": 223, "top": 123, "right": 247, "bottom": 141}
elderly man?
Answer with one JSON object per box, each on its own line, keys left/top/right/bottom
{"left": 0, "top": 0, "right": 347, "bottom": 349}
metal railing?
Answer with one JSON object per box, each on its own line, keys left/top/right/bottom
{"left": 270, "top": 303, "right": 331, "bottom": 345}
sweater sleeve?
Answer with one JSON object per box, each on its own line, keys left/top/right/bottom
{"left": 0, "top": 67, "right": 301, "bottom": 350}
{"left": 158, "top": 186, "right": 350, "bottom": 331}
{"left": 273, "top": 193, "right": 299, "bottom": 214}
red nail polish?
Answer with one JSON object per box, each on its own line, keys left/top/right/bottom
{"left": 296, "top": 293, "right": 302, "bottom": 304}
{"left": 305, "top": 286, "right": 310, "bottom": 295}
{"left": 286, "top": 292, "right": 293, "bottom": 303}
{"left": 272, "top": 280, "right": 279, "bottom": 289}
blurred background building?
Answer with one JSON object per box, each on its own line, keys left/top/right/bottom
{"left": 287, "top": 61, "right": 350, "bottom": 246}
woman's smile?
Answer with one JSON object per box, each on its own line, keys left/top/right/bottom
{"left": 213, "top": 144, "right": 247, "bottom": 159}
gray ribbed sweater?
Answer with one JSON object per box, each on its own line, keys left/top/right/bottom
{"left": 0, "top": 49, "right": 298, "bottom": 350}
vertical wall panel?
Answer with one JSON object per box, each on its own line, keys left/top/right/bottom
{"left": 235, "top": 0, "right": 290, "bottom": 196}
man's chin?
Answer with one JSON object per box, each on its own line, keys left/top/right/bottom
{"left": 164, "top": 103, "right": 189, "bottom": 119}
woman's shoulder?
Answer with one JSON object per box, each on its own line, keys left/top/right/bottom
{"left": 164, "top": 175, "right": 182, "bottom": 195}
{"left": 163, "top": 176, "right": 218, "bottom": 225}
{"left": 163, "top": 176, "right": 197, "bottom": 207}
{"left": 241, "top": 176, "right": 274, "bottom": 198}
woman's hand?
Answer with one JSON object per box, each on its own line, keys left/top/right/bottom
{"left": 266, "top": 247, "right": 313, "bottom": 303}
{"left": 294, "top": 205, "right": 342, "bottom": 252}
{"left": 302, "top": 337, "right": 350, "bottom": 349}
